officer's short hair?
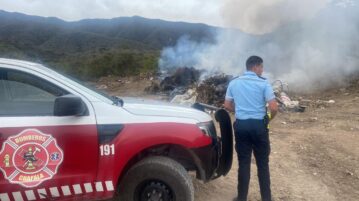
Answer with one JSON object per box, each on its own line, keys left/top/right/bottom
{"left": 246, "top": 56, "right": 263, "bottom": 70}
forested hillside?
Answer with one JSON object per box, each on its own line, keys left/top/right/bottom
{"left": 0, "top": 10, "right": 216, "bottom": 79}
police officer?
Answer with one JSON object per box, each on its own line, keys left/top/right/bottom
{"left": 224, "top": 56, "right": 278, "bottom": 201}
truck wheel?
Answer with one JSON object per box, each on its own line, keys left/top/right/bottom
{"left": 118, "top": 156, "right": 194, "bottom": 201}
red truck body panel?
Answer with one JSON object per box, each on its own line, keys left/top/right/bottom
{"left": 0, "top": 59, "right": 219, "bottom": 201}
{"left": 0, "top": 122, "right": 211, "bottom": 201}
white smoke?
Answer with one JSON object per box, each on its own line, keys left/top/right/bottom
{"left": 159, "top": 33, "right": 246, "bottom": 76}
{"left": 159, "top": 1, "right": 359, "bottom": 92}
{"left": 221, "top": 0, "right": 329, "bottom": 35}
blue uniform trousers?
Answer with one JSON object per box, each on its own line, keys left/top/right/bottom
{"left": 234, "top": 119, "right": 271, "bottom": 201}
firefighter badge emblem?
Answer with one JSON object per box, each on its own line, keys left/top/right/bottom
{"left": 0, "top": 129, "right": 64, "bottom": 188}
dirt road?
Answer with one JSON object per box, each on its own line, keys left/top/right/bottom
{"left": 102, "top": 76, "right": 359, "bottom": 201}
{"left": 193, "top": 87, "right": 359, "bottom": 201}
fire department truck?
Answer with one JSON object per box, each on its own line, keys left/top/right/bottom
{"left": 0, "top": 58, "right": 233, "bottom": 201}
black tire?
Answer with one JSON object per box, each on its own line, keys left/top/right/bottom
{"left": 118, "top": 156, "right": 194, "bottom": 201}
{"left": 215, "top": 109, "right": 233, "bottom": 176}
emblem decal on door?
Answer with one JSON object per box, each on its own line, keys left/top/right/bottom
{"left": 0, "top": 129, "right": 64, "bottom": 188}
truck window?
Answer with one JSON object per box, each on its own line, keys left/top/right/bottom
{"left": 0, "top": 69, "right": 69, "bottom": 116}
{"left": 0, "top": 79, "right": 6, "bottom": 102}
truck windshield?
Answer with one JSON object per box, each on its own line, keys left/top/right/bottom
{"left": 62, "top": 74, "right": 117, "bottom": 103}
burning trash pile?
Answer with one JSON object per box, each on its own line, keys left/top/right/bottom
{"left": 145, "top": 67, "right": 200, "bottom": 95}
{"left": 145, "top": 67, "right": 232, "bottom": 107}
{"left": 145, "top": 67, "right": 306, "bottom": 112}
{"left": 196, "top": 74, "right": 233, "bottom": 106}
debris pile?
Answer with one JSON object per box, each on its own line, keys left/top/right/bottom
{"left": 272, "top": 80, "right": 306, "bottom": 112}
{"left": 146, "top": 68, "right": 307, "bottom": 112}
{"left": 161, "top": 67, "right": 200, "bottom": 90}
{"left": 169, "top": 74, "right": 232, "bottom": 107}
{"left": 145, "top": 67, "right": 200, "bottom": 94}
{"left": 196, "top": 74, "right": 233, "bottom": 107}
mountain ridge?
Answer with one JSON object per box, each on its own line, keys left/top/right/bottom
{"left": 0, "top": 10, "right": 217, "bottom": 79}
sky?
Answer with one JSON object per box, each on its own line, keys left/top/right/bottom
{"left": 0, "top": 0, "right": 355, "bottom": 31}
{"left": 0, "top": 0, "right": 222, "bottom": 25}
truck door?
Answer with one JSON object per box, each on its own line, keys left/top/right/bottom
{"left": 0, "top": 68, "right": 100, "bottom": 200}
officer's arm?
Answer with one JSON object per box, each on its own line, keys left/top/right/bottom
{"left": 223, "top": 99, "right": 235, "bottom": 112}
{"left": 268, "top": 99, "right": 278, "bottom": 120}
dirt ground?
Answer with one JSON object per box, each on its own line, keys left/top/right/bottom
{"left": 100, "top": 76, "right": 359, "bottom": 201}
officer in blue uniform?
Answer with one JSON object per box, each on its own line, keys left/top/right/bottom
{"left": 224, "top": 56, "right": 278, "bottom": 201}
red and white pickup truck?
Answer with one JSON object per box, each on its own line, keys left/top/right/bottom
{"left": 0, "top": 58, "right": 233, "bottom": 201}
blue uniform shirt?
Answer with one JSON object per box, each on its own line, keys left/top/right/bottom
{"left": 225, "top": 71, "right": 275, "bottom": 120}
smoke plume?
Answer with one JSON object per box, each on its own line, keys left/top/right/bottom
{"left": 159, "top": 0, "right": 359, "bottom": 92}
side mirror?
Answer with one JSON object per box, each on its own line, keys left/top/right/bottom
{"left": 54, "top": 95, "right": 87, "bottom": 116}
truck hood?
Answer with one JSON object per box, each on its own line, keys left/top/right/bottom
{"left": 122, "top": 97, "right": 212, "bottom": 123}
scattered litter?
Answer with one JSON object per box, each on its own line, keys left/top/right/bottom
{"left": 346, "top": 170, "right": 354, "bottom": 176}
{"left": 311, "top": 100, "right": 336, "bottom": 108}
{"left": 272, "top": 80, "right": 306, "bottom": 113}
{"left": 310, "top": 117, "right": 318, "bottom": 121}
{"left": 170, "top": 88, "right": 197, "bottom": 106}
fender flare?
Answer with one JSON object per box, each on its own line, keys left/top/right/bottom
{"left": 215, "top": 109, "right": 233, "bottom": 176}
